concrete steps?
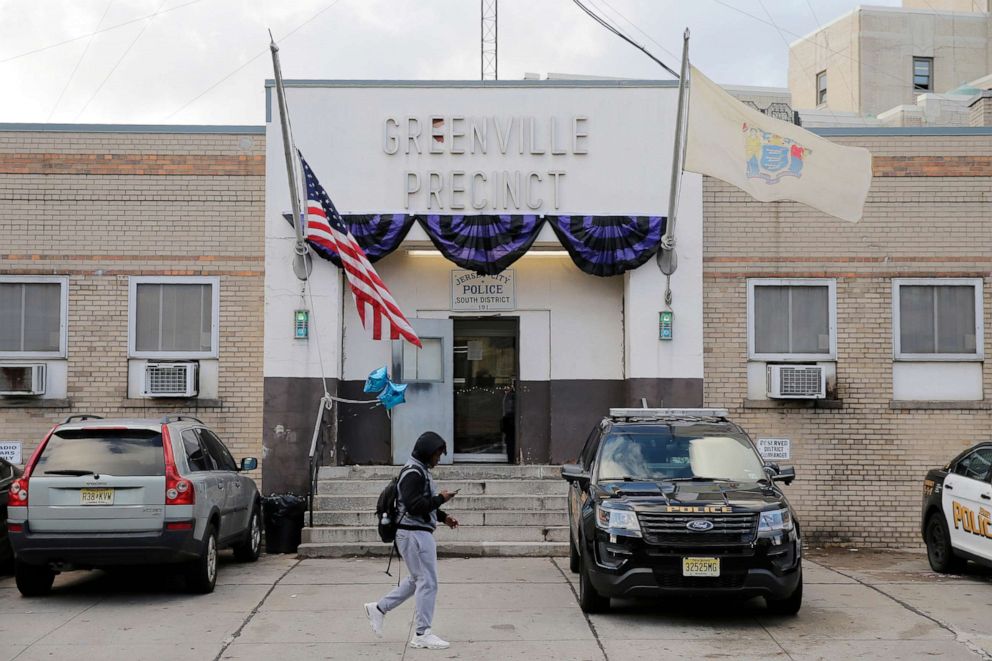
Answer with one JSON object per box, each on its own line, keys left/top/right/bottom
{"left": 301, "top": 464, "right": 569, "bottom": 558}
{"left": 297, "top": 541, "right": 570, "bottom": 559}
{"left": 303, "top": 525, "right": 569, "bottom": 544}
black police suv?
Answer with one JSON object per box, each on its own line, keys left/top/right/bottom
{"left": 921, "top": 442, "right": 992, "bottom": 574}
{"left": 562, "top": 408, "right": 802, "bottom": 614}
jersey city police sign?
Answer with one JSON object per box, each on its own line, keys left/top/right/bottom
{"left": 451, "top": 270, "right": 515, "bottom": 311}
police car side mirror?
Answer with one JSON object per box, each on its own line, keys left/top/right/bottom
{"left": 561, "top": 464, "right": 590, "bottom": 489}
{"left": 772, "top": 466, "right": 796, "bottom": 485}
{"left": 240, "top": 457, "right": 258, "bottom": 471}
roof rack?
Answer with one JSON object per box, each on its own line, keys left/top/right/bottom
{"left": 160, "top": 415, "right": 204, "bottom": 425}
{"left": 608, "top": 408, "right": 730, "bottom": 421}
{"left": 60, "top": 414, "right": 104, "bottom": 424}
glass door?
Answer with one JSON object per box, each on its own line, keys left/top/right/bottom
{"left": 453, "top": 318, "right": 518, "bottom": 463}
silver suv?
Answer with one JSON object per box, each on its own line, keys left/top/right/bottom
{"left": 7, "top": 414, "right": 261, "bottom": 596}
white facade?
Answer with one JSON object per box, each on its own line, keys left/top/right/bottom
{"left": 264, "top": 81, "right": 702, "bottom": 464}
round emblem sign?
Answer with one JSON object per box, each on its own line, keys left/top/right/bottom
{"left": 686, "top": 519, "right": 714, "bottom": 532}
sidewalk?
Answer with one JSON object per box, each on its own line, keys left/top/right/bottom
{"left": 2, "top": 550, "right": 990, "bottom": 660}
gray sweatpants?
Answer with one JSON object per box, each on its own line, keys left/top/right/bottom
{"left": 376, "top": 529, "right": 438, "bottom": 635}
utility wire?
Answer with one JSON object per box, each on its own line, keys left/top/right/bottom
{"left": 587, "top": 0, "right": 682, "bottom": 64}
{"left": 163, "top": 0, "right": 343, "bottom": 121}
{"left": 47, "top": 0, "right": 115, "bottom": 121}
{"left": 0, "top": 0, "right": 205, "bottom": 66}
{"left": 571, "top": 0, "right": 679, "bottom": 78}
{"left": 74, "top": 0, "right": 166, "bottom": 121}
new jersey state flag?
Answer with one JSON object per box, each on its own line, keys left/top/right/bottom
{"left": 684, "top": 66, "right": 872, "bottom": 223}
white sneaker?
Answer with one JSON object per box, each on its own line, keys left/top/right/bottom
{"left": 409, "top": 629, "right": 450, "bottom": 649}
{"left": 364, "top": 602, "right": 384, "bottom": 637}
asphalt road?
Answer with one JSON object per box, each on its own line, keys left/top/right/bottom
{"left": 2, "top": 549, "right": 991, "bottom": 660}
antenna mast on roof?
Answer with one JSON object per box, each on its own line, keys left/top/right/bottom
{"left": 481, "top": 0, "right": 497, "bottom": 80}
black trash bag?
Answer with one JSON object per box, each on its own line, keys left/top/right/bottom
{"left": 262, "top": 493, "right": 306, "bottom": 554}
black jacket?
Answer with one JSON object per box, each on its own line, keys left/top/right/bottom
{"left": 397, "top": 432, "right": 448, "bottom": 533}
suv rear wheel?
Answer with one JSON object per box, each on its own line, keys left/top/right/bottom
{"left": 15, "top": 561, "right": 55, "bottom": 597}
{"left": 233, "top": 504, "right": 262, "bottom": 562}
{"left": 186, "top": 524, "right": 218, "bottom": 594}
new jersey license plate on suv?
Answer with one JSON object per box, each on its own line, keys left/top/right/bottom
{"left": 682, "top": 557, "right": 720, "bottom": 577}
{"left": 80, "top": 488, "right": 114, "bottom": 505}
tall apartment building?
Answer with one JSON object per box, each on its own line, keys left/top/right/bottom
{"left": 790, "top": 0, "right": 992, "bottom": 120}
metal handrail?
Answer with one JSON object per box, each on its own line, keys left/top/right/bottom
{"left": 307, "top": 396, "right": 332, "bottom": 528}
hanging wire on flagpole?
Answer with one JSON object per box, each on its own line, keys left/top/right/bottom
{"left": 571, "top": 0, "right": 680, "bottom": 78}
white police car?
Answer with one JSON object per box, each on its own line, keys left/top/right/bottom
{"left": 921, "top": 442, "right": 992, "bottom": 572}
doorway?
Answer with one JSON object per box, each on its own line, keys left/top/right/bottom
{"left": 452, "top": 318, "right": 518, "bottom": 463}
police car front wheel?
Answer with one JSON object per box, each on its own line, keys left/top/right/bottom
{"left": 925, "top": 514, "right": 966, "bottom": 574}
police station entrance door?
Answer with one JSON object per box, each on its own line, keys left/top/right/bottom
{"left": 452, "top": 318, "right": 518, "bottom": 463}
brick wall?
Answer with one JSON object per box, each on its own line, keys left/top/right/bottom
{"left": 704, "top": 133, "right": 992, "bottom": 548}
{"left": 0, "top": 129, "right": 265, "bottom": 479}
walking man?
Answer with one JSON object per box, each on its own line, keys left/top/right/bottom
{"left": 365, "top": 431, "right": 459, "bottom": 650}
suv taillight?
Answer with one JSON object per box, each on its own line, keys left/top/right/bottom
{"left": 9, "top": 478, "right": 28, "bottom": 507}
{"left": 162, "top": 425, "right": 195, "bottom": 506}
{"left": 11, "top": 424, "right": 59, "bottom": 509}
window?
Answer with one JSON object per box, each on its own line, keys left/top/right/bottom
{"left": 579, "top": 426, "right": 601, "bottom": 470}
{"left": 198, "top": 429, "right": 238, "bottom": 471}
{"left": 954, "top": 448, "right": 992, "bottom": 482}
{"left": 181, "top": 430, "right": 214, "bottom": 472}
{"left": 0, "top": 276, "right": 68, "bottom": 358}
{"left": 0, "top": 459, "right": 13, "bottom": 481}
{"left": 913, "top": 57, "right": 933, "bottom": 92}
{"left": 748, "top": 279, "right": 836, "bottom": 361}
{"left": 400, "top": 337, "right": 443, "bottom": 382}
{"left": 129, "top": 277, "right": 219, "bottom": 359}
{"left": 892, "top": 279, "right": 983, "bottom": 361}
{"left": 595, "top": 424, "right": 765, "bottom": 483}
{"left": 816, "top": 70, "right": 827, "bottom": 105}
{"left": 35, "top": 429, "right": 165, "bottom": 477}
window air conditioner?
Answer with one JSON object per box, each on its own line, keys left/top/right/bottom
{"left": 0, "top": 364, "right": 47, "bottom": 396}
{"left": 766, "top": 364, "right": 826, "bottom": 399}
{"left": 144, "top": 362, "right": 198, "bottom": 398}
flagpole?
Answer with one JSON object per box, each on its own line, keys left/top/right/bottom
{"left": 269, "top": 30, "right": 311, "bottom": 281}
{"left": 657, "top": 29, "right": 690, "bottom": 283}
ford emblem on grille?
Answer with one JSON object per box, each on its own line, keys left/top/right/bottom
{"left": 686, "top": 519, "right": 714, "bottom": 531}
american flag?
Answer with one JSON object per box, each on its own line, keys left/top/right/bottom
{"left": 300, "top": 153, "right": 421, "bottom": 348}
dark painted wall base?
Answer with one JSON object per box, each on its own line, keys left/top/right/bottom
{"left": 262, "top": 377, "right": 336, "bottom": 496}
{"left": 262, "top": 376, "right": 703, "bottom": 483}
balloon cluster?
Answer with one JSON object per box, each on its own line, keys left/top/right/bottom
{"left": 363, "top": 366, "right": 408, "bottom": 411}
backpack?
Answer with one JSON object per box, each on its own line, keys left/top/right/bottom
{"left": 375, "top": 465, "right": 423, "bottom": 543}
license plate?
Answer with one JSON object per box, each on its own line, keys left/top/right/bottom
{"left": 682, "top": 557, "right": 720, "bottom": 577}
{"left": 80, "top": 488, "right": 114, "bottom": 506}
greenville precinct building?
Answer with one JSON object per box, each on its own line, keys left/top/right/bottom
{"left": 260, "top": 72, "right": 992, "bottom": 550}
{"left": 262, "top": 79, "right": 705, "bottom": 487}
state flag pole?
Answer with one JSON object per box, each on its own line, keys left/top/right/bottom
{"left": 657, "top": 28, "right": 690, "bottom": 290}
{"left": 269, "top": 29, "right": 311, "bottom": 281}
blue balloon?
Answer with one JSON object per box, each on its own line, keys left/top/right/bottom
{"left": 364, "top": 366, "right": 389, "bottom": 393}
{"left": 378, "top": 380, "right": 408, "bottom": 410}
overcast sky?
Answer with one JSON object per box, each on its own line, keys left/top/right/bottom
{"left": 0, "top": 0, "right": 900, "bottom": 126}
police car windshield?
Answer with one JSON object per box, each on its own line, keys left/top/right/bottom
{"left": 597, "top": 424, "right": 766, "bottom": 483}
